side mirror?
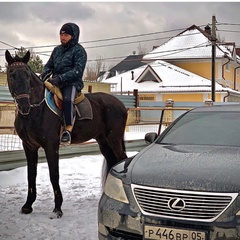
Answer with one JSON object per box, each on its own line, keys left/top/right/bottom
{"left": 145, "top": 132, "right": 158, "bottom": 145}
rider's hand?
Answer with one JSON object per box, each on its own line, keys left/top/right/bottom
{"left": 49, "top": 75, "right": 61, "bottom": 87}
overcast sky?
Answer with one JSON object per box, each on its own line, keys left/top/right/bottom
{"left": 0, "top": 2, "right": 240, "bottom": 69}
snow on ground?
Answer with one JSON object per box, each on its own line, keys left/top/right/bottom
{"left": 0, "top": 131, "right": 150, "bottom": 240}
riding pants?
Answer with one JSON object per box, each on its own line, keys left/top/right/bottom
{"left": 62, "top": 85, "right": 77, "bottom": 127}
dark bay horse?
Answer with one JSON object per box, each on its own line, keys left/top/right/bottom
{"left": 5, "top": 50, "right": 128, "bottom": 218}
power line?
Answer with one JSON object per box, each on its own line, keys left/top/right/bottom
{"left": 218, "top": 29, "right": 240, "bottom": 33}
{"left": 0, "top": 42, "right": 213, "bottom": 69}
{"left": 0, "top": 23, "right": 239, "bottom": 54}
{"left": 87, "top": 42, "right": 212, "bottom": 62}
{"left": 217, "top": 22, "right": 240, "bottom": 26}
{"left": 0, "top": 22, "right": 240, "bottom": 67}
{"left": 0, "top": 25, "right": 205, "bottom": 52}
{"left": 0, "top": 40, "right": 19, "bottom": 50}
{"left": 84, "top": 32, "right": 204, "bottom": 50}
{"left": 81, "top": 27, "right": 189, "bottom": 44}
{"left": 0, "top": 31, "right": 205, "bottom": 60}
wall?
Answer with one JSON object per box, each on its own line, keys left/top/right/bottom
{"left": 0, "top": 72, "right": 7, "bottom": 86}
{"left": 170, "top": 59, "right": 240, "bottom": 92}
{"left": 169, "top": 60, "right": 213, "bottom": 79}
{"left": 82, "top": 81, "right": 110, "bottom": 93}
{"left": 0, "top": 105, "right": 16, "bottom": 134}
{"left": 162, "top": 93, "right": 203, "bottom": 102}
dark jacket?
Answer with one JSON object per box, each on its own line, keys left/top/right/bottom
{"left": 42, "top": 23, "right": 87, "bottom": 92}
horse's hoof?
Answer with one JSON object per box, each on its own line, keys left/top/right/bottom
{"left": 49, "top": 209, "right": 63, "bottom": 219}
{"left": 21, "top": 206, "right": 33, "bottom": 214}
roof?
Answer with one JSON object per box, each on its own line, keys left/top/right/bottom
{"left": 142, "top": 24, "right": 234, "bottom": 61}
{"left": 98, "top": 54, "right": 146, "bottom": 81}
{"left": 110, "top": 54, "right": 145, "bottom": 73}
{"left": 101, "top": 59, "right": 240, "bottom": 95}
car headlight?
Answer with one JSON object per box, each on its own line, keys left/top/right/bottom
{"left": 104, "top": 173, "right": 129, "bottom": 204}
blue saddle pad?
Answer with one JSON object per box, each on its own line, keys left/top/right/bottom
{"left": 44, "top": 88, "right": 62, "bottom": 117}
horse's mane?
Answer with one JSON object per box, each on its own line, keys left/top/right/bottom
{"left": 29, "top": 67, "right": 42, "bottom": 81}
{"left": 12, "top": 55, "right": 22, "bottom": 62}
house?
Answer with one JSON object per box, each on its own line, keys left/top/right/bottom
{"left": 101, "top": 59, "right": 240, "bottom": 103}
{"left": 142, "top": 24, "right": 240, "bottom": 91}
{"left": 102, "top": 24, "right": 240, "bottom": 103}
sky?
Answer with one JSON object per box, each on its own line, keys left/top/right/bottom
{"left": 0, "top": 2, "right": 240, "bottom": 70}
{"left": 0, "top": 132, "right": 144, "bottom": 239}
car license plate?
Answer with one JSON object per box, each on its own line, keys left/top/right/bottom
{"left": 144, "top": 225, "right": 206, "bottom": 240}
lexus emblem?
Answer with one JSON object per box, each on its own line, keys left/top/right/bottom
{"left": 168, "top": 198, "right": 186, "bottom": 211}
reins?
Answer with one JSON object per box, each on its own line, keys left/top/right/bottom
{"left": 8, "top": 61, "right": 45, "bottom": 115}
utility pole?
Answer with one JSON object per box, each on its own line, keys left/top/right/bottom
{"left": 211, "top": 15, "right": 216, "bottom": 102}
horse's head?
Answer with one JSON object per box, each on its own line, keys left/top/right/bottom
{"left": 5, "top": 50, "right": 44, "bottom": 115}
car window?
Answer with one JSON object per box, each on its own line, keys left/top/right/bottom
{"left": 159, "top": 111, "right": 240, "bottom": 146}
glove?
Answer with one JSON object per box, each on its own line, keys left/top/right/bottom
{"left": 49, "top": 75, "right": 61, "bottom": 87}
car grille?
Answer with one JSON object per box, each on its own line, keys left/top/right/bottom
{"left": 132, "top": 185, "right": 238, "bottom": 222}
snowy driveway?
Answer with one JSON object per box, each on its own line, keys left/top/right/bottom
{"left": 0, "top": 155, "right": 104, "bottom": 240}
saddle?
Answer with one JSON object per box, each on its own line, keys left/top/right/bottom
{"left": 44, "top": 80, "right": 93, "bottom": 120}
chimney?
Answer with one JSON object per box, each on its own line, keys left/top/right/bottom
{"left": 131, "top": 71, "right": 134, "bottom": 80}
{"left": 204, "top": 25, "right": 211, "bottom": 35}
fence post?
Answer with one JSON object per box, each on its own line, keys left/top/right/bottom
{"left": 133, "top": 89, "right": 139, "bottom": 108}
{"left": 88, "top": 85, "right": 92, "bottom": 93}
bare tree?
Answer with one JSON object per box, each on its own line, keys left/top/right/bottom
{"left": 84, "top": 55, "right": 105, "bottom": 81}
{"left": 137, "top": 43, "right": 148, "bottom": 55}
{"left": 84, "top": 64, "right": 96, "bottom": 81}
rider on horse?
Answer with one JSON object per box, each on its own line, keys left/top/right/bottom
{"left": 40, "top": 22, "right": 87, "bottom": 144}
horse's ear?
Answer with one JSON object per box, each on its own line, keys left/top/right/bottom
{"left": 5, "top": 50, "right": 13, "bottom": 65}
{"left": 22, "top": 51, "right": 31, "bottom": 63}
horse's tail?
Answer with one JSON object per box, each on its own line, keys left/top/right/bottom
{"left": 101, "top": 140, "right": 128, "bottom": 188}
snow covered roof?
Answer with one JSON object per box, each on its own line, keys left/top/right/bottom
{"left": 97, "top": 54, "right": 146, "bottom": 81}
{"left": 102, "top": 59, "right": 240, "bottom": 95}
{"left": 142, "top": 25, "right": 234, "bottom": 61}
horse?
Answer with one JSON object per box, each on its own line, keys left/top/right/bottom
{"left": 5, "top": 50, "right": 128, "bottom": 218}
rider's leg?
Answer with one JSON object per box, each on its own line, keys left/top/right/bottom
{"left": 61, "top": 85, "right": 76, "bottom": 143}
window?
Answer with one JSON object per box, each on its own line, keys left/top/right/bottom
{"left": 159, "top": 111, "right": 240, "bottom": 146}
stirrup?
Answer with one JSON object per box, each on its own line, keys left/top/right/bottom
{"left": 61, "top": 131, "right": 71, "bottom": 144}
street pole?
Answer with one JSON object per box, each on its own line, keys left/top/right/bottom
{"left": 211, "top": 15, "right": 216, "bottom": 102}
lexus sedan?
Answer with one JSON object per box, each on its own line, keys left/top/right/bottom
{"left": 98, "top": 104, "right": 240, "bottom": 240}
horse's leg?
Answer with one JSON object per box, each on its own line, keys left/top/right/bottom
{"left": 44, "top": 144, "right": 63, "bottom": 218}
{"left": 21, "top": 143, "right": 38, "bottom": 214}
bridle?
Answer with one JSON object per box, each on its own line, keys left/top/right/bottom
{"left": 8, "top": 61, "right": 45, "bottom": 115}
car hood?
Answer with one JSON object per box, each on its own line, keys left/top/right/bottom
{"left": 130, "top": 144, "right": 240, "bottom": 192}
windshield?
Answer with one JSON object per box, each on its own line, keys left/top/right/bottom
{"left": 159, "top": 111, "right": 240, "bottom": 147}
